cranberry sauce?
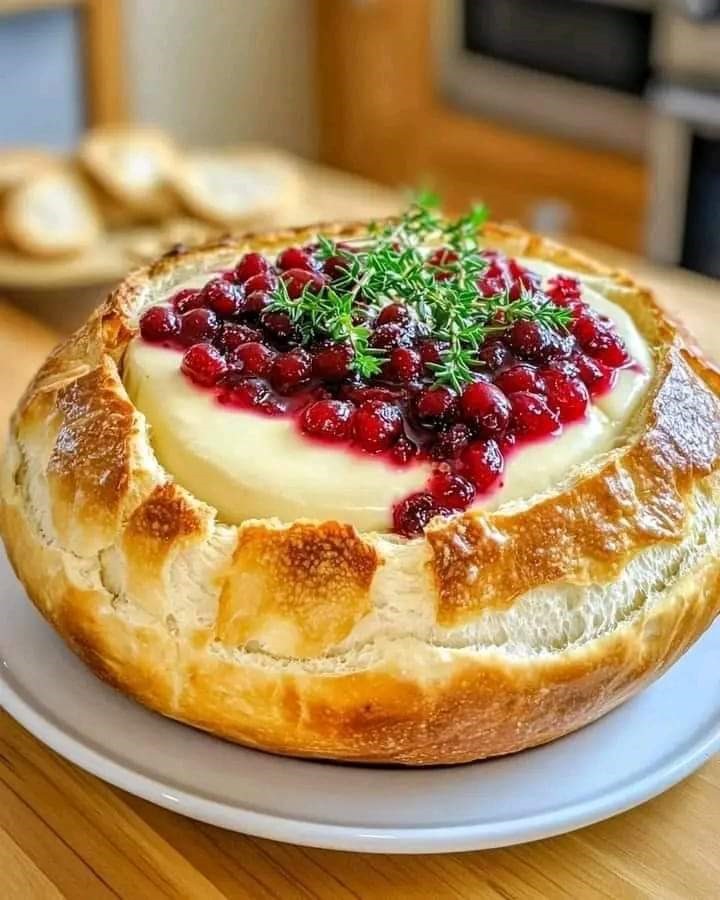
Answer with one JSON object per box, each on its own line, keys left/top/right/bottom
{"left": 139, "top": 246, "right": 631, "bottom": 537}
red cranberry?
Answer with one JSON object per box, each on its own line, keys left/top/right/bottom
{"left": 231, "top": 341, "right": 276, "bottom": 377}
{"left": 377, "top": 303, "right": 410, "bottom": 326}
{"left": 509, "top": 391, "right": 560, "bottom": 438}
{"left": 181, "top": 343, "right": 227, "bottom": 387}
{"left": 172, "top": 288, "right": 204, "bottom": 313}
{"left": 139, "top": 305, "right": 179, "bottom": 342}
{"left": 585, "top": 328, "right": 629, "bottom": 368}
{"left": 419, "top": 339, "right": 445, "bottom": 367}
{"left": 508, "top": 320, "right": 552, "bottom": 362}
{"left": 369, "top": 322, "right": 413, "bottom": 350}
{"left": 388, "top": 347, "right": 422, "bottom": 382}
{"left": 428, "top": 247, "right": 459, "bottom": 280}
{"left": 542, "top": 370, "right": 589, "bottom": 423}
{"left": 494, "top": 364, "right": 545, "bottom": 396}
{"left": 270, "top": 348, "right": 312, "bottom": 393}
{"left": 431, "top": 423, "right": 472, "bottom": 460}
{"left": 221, "top": 322, "right": 262, "bottom": 351}
{"left": 277, "top": 246, "right": 316, "bottom": 272}
{"left": 546, "top": 358, "right": 580, "bottom": 379}
{"left": 179, "top": 308, "right": 221, "bottom": 345}
{"left": 301, "top": 400, "right": 355, "bottom": 441}
{"left": 244, "top": 272, "right": 277, "bottom": 295}
{"left": 234, "top": 252, "right": 270, "bottom": 284}
{"left": 391, "top": 435, "right": 419, "bottom": 465}
{"left": 477, "top": 272, "right": 508, "bottom": 297}
{"left": 573, "top": 353, "right": 616, "bottom": 395}
{"left": 202, "top": 278, "right": 244, "bottom": 317}
{"left": 501, "top": 430, "right": 518, "bottom": 453}
{"left": 461, "top": 439, "right": 504, "bottom": 492}
{"left": 477, "top": 339, "right": 513, "bottom": 371}
{"left": 245, "top": 290, "right": 272, "bottom": 315}
{"left": 281, "top": 268, "right": 326, "bottom": 298}
{"left": 507, "top": 259, "right": 540, "bottom": 300}
{"left": 313, "top": 342, "right": 353, "bottom": 381}
{"left": 564, "top": 298, "right": 587, "bottom": 318}
{"left": 323, "top": 254, "right": 353, "bottom": 280}
{"left": 261, "top": 311, "right": 300, "bottom": 346}
{"left": 547, "top": 275, "right": 582, "bottom": 306}
{"left": 415, "top": 386, "right": 457, "bottom": 427}
{"left": 342, "top": 384, "right": 403, "bottom": 405}
{"left": 571, "top": 311, "right": 601, "bottom": 345}
{"left": 430, "top": 470, "right": 476, "bottom": 510}
{"left": 392, "top": 492, "right": 447, "bottom": 537}
{"left": 353, "top": 400, "right": 403, "bottom": 452}
{"left": 459, "top": 381, "right": 511, "bottom": 438}
{"left": 545, "top": 330, "right": 574, "bottom": 359}
{"left": 218, "top": 376, "right": 274, "bottom": 411}
{"left": 351, "top": 303, "right": 371, "bottom": 325}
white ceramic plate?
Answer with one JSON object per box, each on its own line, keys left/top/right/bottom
{"left": 1, "top": 546, "right": 718, "bottom": 854}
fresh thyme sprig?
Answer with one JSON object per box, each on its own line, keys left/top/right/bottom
{"left": 267, "top": 195, "right": 571, "bottom": 388}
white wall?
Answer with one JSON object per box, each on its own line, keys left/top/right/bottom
{"left": 122, "top": 0, "right": 317, "bottom": 156}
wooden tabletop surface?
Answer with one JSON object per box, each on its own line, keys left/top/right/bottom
{"left": 1, "top": 173, "right": 719, "bottom": 897}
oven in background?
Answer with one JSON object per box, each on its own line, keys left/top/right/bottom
{"left": 438, "top": 0, "right": 720, "bottom": 278}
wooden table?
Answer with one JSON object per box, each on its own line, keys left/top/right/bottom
{"left": 1, "top": 215, "right": 719, "bottom": 899}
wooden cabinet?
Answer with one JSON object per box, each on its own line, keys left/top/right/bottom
{"left": 314, "top": 0, "right": 647, "bottom": 251}
{"left": 0, "top": 0, "right": 124, "bottom": 149}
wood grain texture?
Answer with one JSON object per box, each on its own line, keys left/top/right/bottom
{"left": 83, "top": 0, "right": 126, "bottom": 126}
{"left": 1, "top": 193, "right": 719, "bottom": 897}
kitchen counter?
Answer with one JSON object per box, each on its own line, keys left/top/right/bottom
{"left": 0, "top": 169, "right": 719, "bottom": 897}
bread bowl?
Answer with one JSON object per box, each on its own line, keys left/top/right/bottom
{"left": 2, "top": 204, "right": 719, "bottom": 765}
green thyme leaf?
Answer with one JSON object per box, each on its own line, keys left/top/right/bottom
{"left": 266, "top": 195, "right": 572, "bottom": 385}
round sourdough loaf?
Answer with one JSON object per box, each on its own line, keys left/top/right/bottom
{"left": 2, "top": 222, "right": 720, "bottom": 765}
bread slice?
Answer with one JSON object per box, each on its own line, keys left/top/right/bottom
{"left": 0, "top": 148, "right": 58, "bottom": 244}
{"left": 4, "top": 167, "right": 102, "bottom": 258}
{"left": 171, "top": 149, "right": 299, "bottom": 227}
{"left": 78, "top": 126, "right": 180, "bottom": 223}
{"left": 0, "top": 148, "right": 56, "bottom": 194}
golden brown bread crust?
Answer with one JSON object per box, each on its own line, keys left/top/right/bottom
{"left": 2, "top": 220, "right": 720, "bottom": 764}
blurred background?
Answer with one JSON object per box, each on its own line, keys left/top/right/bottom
{"left": 1, "top": 0, "right": 719, "bottom": 330}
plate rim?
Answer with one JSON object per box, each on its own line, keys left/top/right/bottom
{"left": 2, "top": 660, "right": 719, "bottom": 854}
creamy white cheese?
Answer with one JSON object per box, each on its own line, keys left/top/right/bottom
{"left": 124, "top": 265, "right": 653, "bottom": 532}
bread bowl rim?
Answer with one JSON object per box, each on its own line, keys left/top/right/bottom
{"left": 2, "top": 218, "right": 720, "bottom": 765}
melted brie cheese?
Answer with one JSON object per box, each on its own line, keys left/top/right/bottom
{"left": 124, "top": 264, "right": 653, "bottom": 532}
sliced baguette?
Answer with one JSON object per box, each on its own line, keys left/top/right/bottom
{"left": 0, "top": 148, "right": 56, "bottom": 194}
{"left": 4, "top": 167, "right": 102, "bottom": 258}
{"left": 78, "top": 126, "right": 180, "bottom": 223}
{"left": 0, "top": 148, "right": 58, "bottom": 244}
{"left": 171, "top": 149, "right": 299, "bottom": 227}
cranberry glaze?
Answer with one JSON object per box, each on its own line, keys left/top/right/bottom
{"left": 139, "top": 225, "right": 631, "bottom": 536}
